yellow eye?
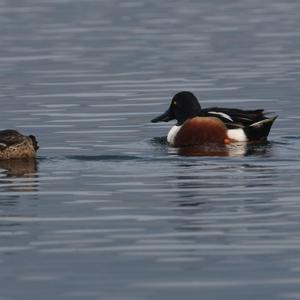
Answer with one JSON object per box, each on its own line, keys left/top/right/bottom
{"left": 173, "top": 101, "right": 176, "bottom": 106}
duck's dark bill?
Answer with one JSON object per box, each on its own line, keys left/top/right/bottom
{"left": 151, "top": 109, "right": 174, "bottom": 123}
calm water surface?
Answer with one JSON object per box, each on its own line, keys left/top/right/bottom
{"left": 0, "top": 0, "right": 300, "bottom": 299}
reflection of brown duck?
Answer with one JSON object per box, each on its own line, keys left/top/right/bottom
{"left": 0, "top": 158, "right": 38, "bottom": 177}
{"left": 0, "top": 158, "right": 38, "bottom": 193}
{"left": 0, "top": 130, "right": 38, "bottom": 160}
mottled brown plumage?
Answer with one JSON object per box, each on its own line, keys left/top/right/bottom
{"left": 0, "top": 130, "right": 39, "bottom": 160}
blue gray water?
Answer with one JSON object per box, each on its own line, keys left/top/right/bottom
{"left": 0, "top": 0, "right": 300, "bottom": 299}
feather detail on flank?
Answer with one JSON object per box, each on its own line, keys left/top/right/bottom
{"left": 0, "top": 143, "right": 7, "bottom": 149}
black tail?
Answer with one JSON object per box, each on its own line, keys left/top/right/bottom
{"left": 29, "top": 135, "right": 39, "bottom": 151}
{"left": 244, "top": 116, "right": 278, "bottom": 141}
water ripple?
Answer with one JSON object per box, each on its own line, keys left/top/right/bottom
{"left": 0, "top": 0, "right": 299, "bottom": 299}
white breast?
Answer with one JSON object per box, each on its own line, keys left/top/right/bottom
{"left": 167, "top": 125, "right": 182, "bottom": 146}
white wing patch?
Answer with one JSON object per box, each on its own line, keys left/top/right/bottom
{"left": 0, "top": 143, "right": 7, "bottom": 149}
{"left": 227, "top": 129, "right": 248, "bottom": 142}
{"left": 208, "top": 111, "right": 234, "bottom": 122}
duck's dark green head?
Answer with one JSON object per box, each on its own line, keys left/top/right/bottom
{"left": 151, "top": 91, "right": 202, "bottom": 125}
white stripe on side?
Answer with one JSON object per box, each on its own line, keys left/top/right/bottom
{"left": 250, "top": 119, "right": 268, "bottom": 127}
{"left": 227, "top": 128, "right": 248, "bottom": 142}
{"left": 208, "top": 111, "right": 234, "bottom": 122}
{"left": 167, "top": 125, "right": 181, "bottom": 146}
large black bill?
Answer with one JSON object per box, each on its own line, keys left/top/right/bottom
{"left": 151, "top": 109, "right": 174, "bottom": 123}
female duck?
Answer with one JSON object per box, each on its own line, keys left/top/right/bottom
{"left": 0, "top": 130, "right": 39, "bottom": 160}
{"left": 151, "top": 91, "right": 277, "bottom": 147}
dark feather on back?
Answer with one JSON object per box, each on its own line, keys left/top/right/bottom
{"left": 202, "top": 107, "right": 268, "bottom": 127}
{"left": 0, "top": 130, "right": 25, "bottom": 146}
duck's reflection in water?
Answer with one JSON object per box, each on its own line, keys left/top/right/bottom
{"left": 0, "top": 158, "right": 39, "bottom": 193}
{"left": 168, "top": 142, "right": 272, "bottom": 157}
{"left": 0, "top": 158, "right": 38, "bottom": 177}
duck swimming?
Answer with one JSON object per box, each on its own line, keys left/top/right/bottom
{"left": 0, "top": 130, "right": 39, "bottom": 160}
{"left": 151, "top": 91, "right": 277, "bottom": 147}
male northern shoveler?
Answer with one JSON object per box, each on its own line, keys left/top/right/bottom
{"left": 0, "top": 130, "right": 39, "bottom": 160}
{"left": 151, "top": 91, "right": 277, "bottom": 147}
